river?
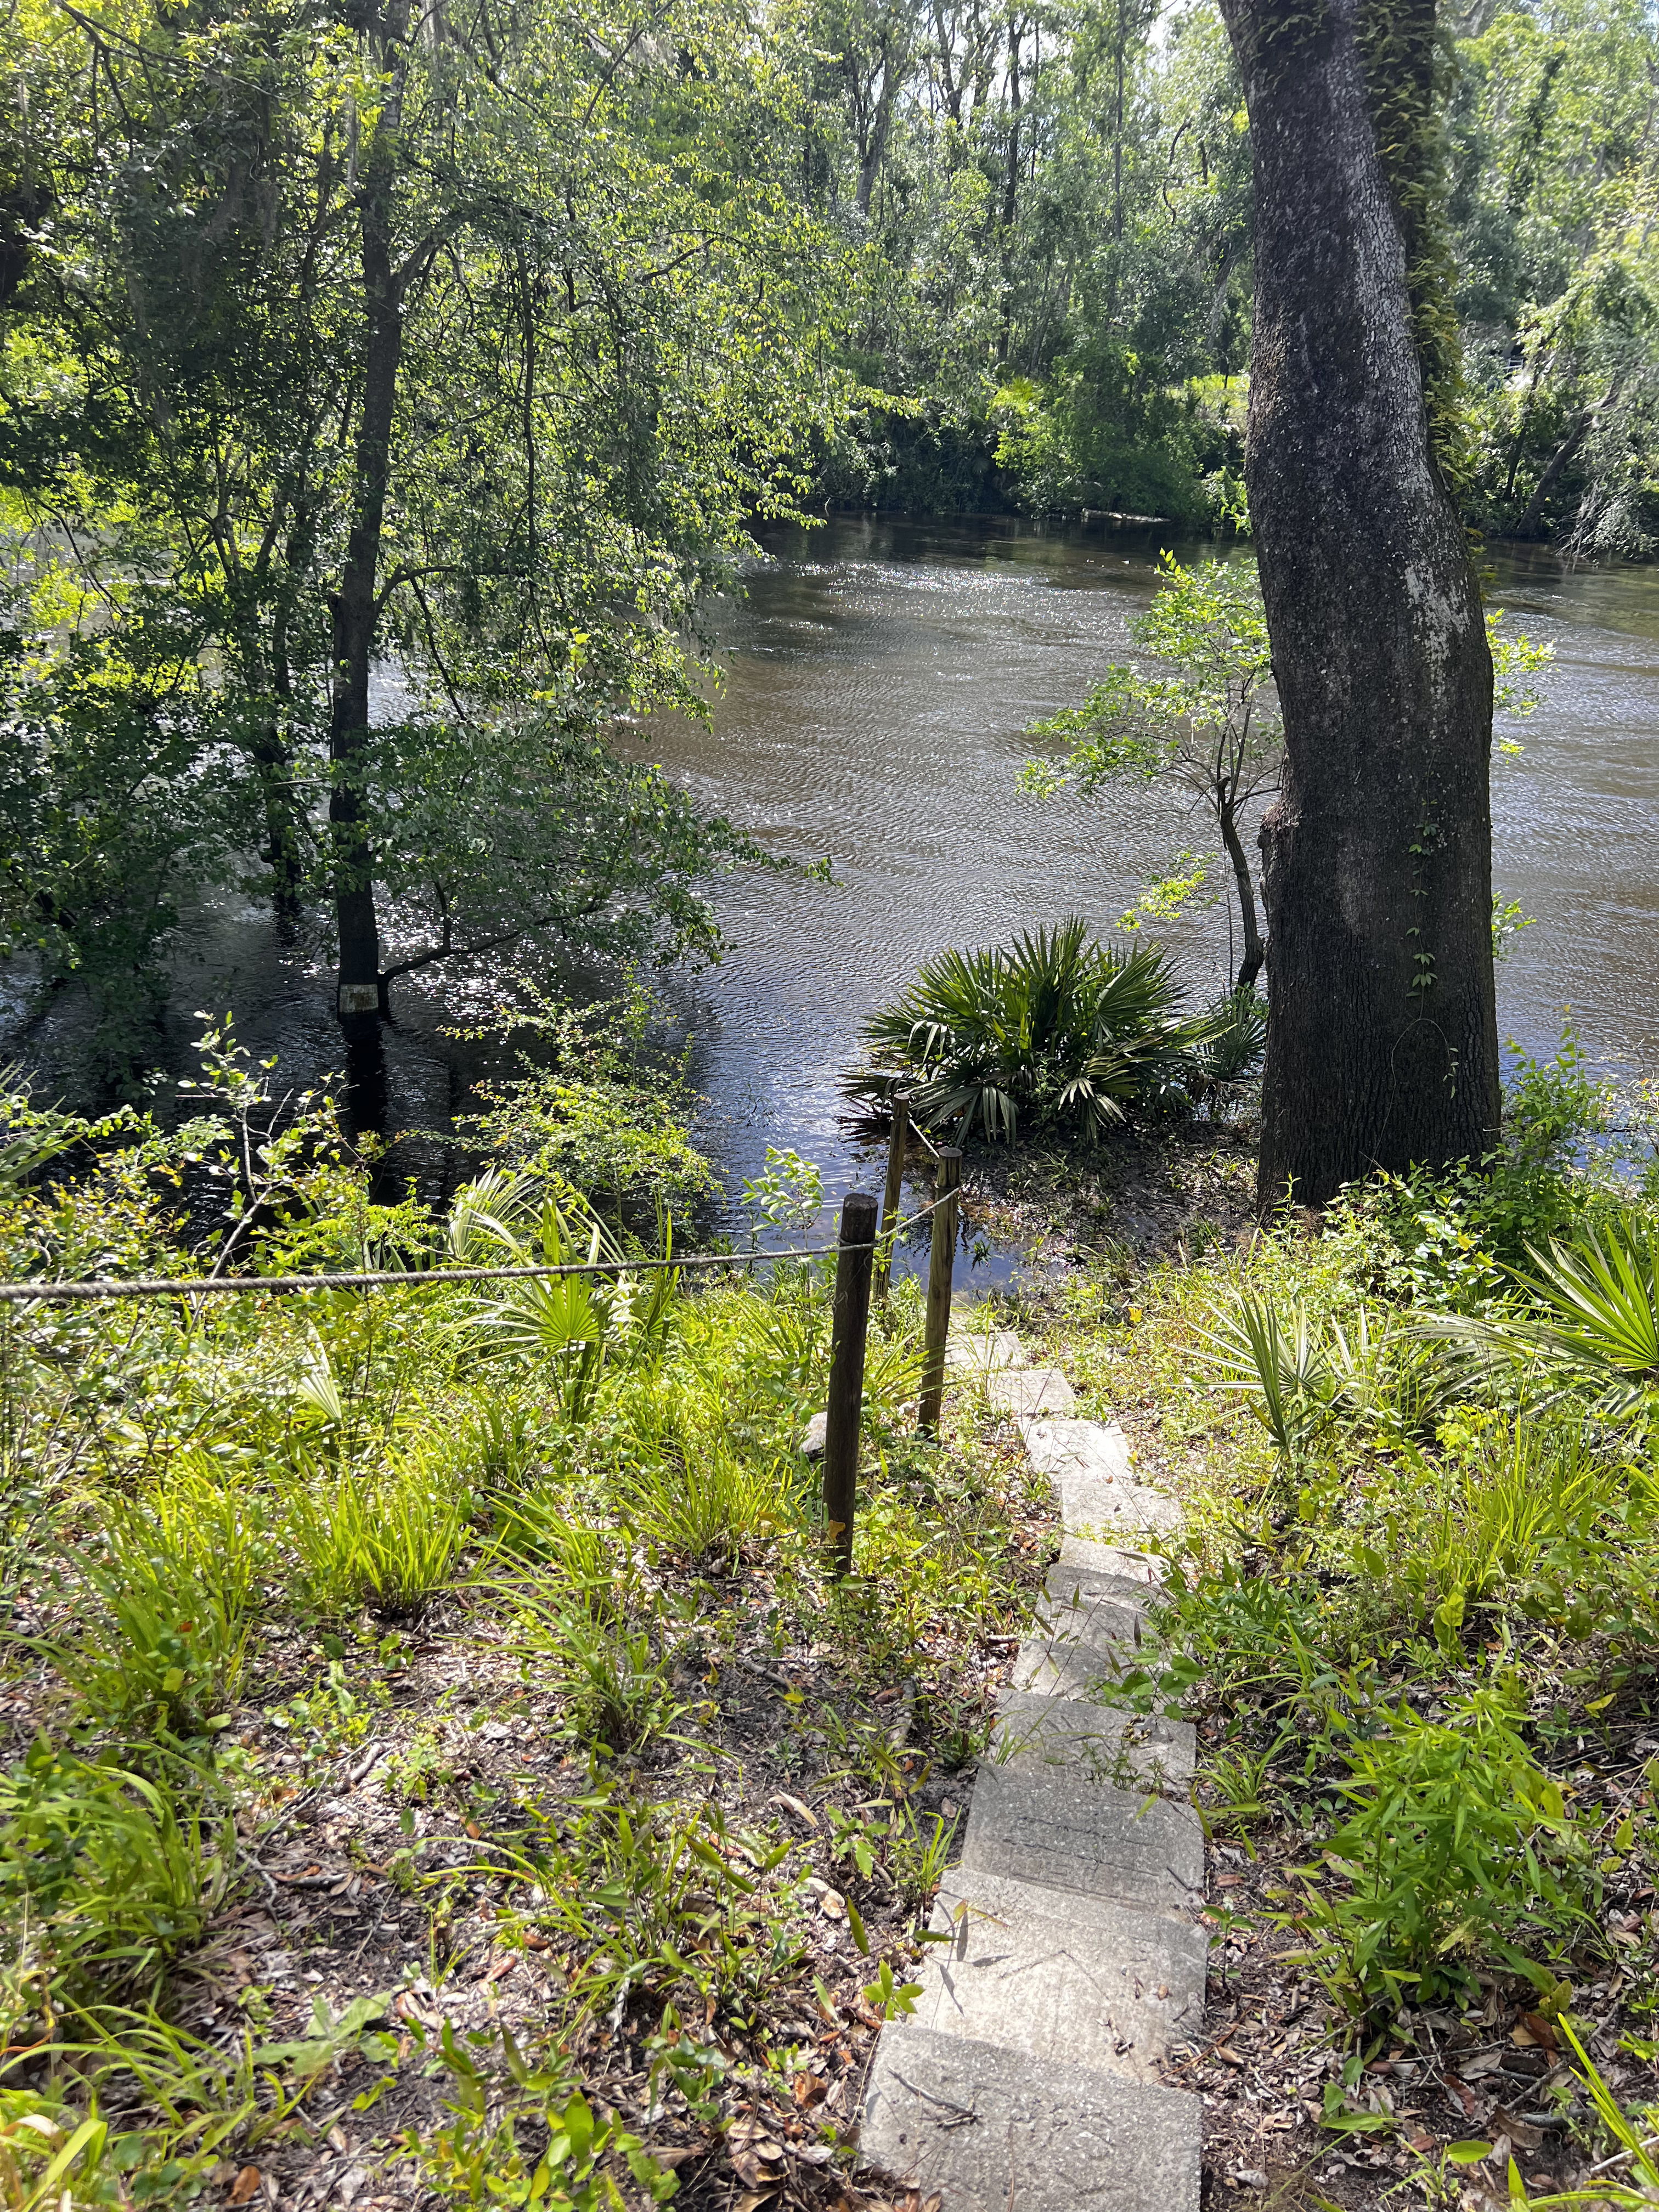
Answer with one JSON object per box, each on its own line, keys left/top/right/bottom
{"left": 662, "top": 516, "right": 1659, "bottom": 1205}
{"left": 16, "top": 515, "right": 1659, "bottom": 1251}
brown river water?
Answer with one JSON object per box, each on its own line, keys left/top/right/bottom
{"left": 18, "top": 514, "right": 1659, "bottom": 1269}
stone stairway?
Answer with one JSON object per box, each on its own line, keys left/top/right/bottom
{"left": 860, "top": 1327, "right": 1206, "bottom": 2210}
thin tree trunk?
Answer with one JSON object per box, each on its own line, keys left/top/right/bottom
{"left": 1218, "top": 803, "right": 1264, "bottom": 991}
{"left": 1218, "top": 0, "right": 1499, "bottom": 1204}
{"left": 1002, "top": 15, "right": 1022, "bottom": 229}
{"left": 856, "top": 44, "right": 898, "bottom": 216}
{"left": 1511, "top": 391, "right": 1612, "bottom": 537}
{"left": 330, "top": 17, "right": 408, "bottom": 1019}
{"left": 1113, "top": 0, "right": 1125, "bottom": 242}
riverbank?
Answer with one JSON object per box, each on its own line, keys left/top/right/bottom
{"left": 7, "top": 1029, "right": 1659, "bottom": 2209}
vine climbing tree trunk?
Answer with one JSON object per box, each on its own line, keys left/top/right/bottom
{"left": 1218, "top": 0, "right": 1500, "bottom": 1205}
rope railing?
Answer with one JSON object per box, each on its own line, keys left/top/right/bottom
{"left": 0, "top": 1197, "right": 947, "bottom": 1304}
{"left": 0, "top": 1163, "right": 969, "bottom": 1573}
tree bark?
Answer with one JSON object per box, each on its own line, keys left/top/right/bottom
{"left": 1218, "top": 0, "right": 1499, "bottom": 1204}
{"left": 329, "top": 13, "right": 409, "bottom": 1019}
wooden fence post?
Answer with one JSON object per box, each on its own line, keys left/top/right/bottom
{"left": 872, "top": 1090, "right": 911, "bottom": 1304}
{"left": 917, "top": 1148, "right": 961, "bottom": 1436}
{"left": 822, "top": 1189, "right": 878, "bottom": 1576}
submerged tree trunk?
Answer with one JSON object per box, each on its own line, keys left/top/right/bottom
{"left": 330, "top": 18, "right": 409, "bottom": 1019}
{"left": 1218, "top": 0, "right": 1499, "bottom": 1204}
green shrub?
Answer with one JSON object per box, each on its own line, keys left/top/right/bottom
{"left": 456, "top": 973, "right": 717, "bottom": 1226}
{"left": 1344, "top": 1415, "right": 1615, "bottom": 1650}
{"left": 283, "top": 1460, "right": 469, "bottom": 1620}
{"left": 0, "top": 1746, "right": 230, "bottom": 2013}
{"left": 512, "top": 1599, "right": 684, "bottom": 1755}
{"left": 624, "top": 1444, "right": 792, "bottom": 1573}
{"left": 1291, "top": 1682, "right": 1593, "bottom": 2012}
{"left": 47, "top": 1482, "right": 261, "bottom": 1737}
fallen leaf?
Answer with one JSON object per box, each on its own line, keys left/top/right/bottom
{"left": 728, "top": 2118, "right": 786, "bottom": 2158}
{"left": 1491, "top": 2108, "right": 1545, "bottom": 2151}
{"left": 1510, "top": 2022, "right": 1539, "bottom": 2049}
{"left": 228, "top": 2169, "right": 261, "bottom": 2207}
{"left": 819, "top": 1889, "right": 846, "bottom": 1921}
{"left": 1446, "top": 2075, "right": 1480, "bottom": 2118}
{"left": 1214, "top": 2045, "right": 1245, "bottom": 2068}
{"left": 1520, "top": 2013, "right": 1559, "bottom": 2052}
{"left": 1404, "top": 2128, "right": 1436, "bottom": 2153}
{"left": 793, "top": 2072, "right": 828, "bottom": 2108}
{"left": 769, "top": 1792, "right": 819, "bottom": 1831}
{"left": 1461, "top": 2050, "right": 1504, "bottom": 2078}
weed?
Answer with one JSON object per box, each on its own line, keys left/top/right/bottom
{"left": 43, "top": 1515, "right": 251, "bottom": 1741}
{"left": 266, "top": 1659, "right": 389, "bottom": 1773}
{"left": 422, "top": 2024, "right": 678, "bottom": 2208}
{"left": 1286, "top": 1681, "right": 1594, "bottom": 2015}
{"left": 514, "top": 1597, "right": 685, "bottom": 1755}
{"left": 625, "top": 1443, "right": 791, "bottom": 1572}
{"left": 283, "top": 1458, "right": 468, "bottom": 1620}
{"left": 0, "top": 1745, "right": 231, "bottom": 2019}
{"left": 488, "top": 1494, "right": 625, "bottom": 1616}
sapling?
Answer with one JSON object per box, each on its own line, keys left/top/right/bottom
{"left": 1025, "top": 555, "right": 1552, "bottom": 994}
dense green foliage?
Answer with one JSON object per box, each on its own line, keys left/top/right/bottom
{"left": 801, "top": 0, "right": 1659, "bottom": 545}
{"left": 0, "top": 1035, "right": 1041, "bottom": 2202}
{"left": 1, "top": 0, "right": 847, "bottom": 1063}
{"left": 1, "top": 0, "right": 1652, "bottom": 1072}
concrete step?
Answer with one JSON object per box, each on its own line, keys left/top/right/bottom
{"left": 988, "top": 1365, "right": 1077, "bottom": 1418}
{"left": 1013, "top": 1562, "right": 1149, "bottom": 1697}
{"left": 860, "top": 2021, "right": 1201, "bottom": 2210}
{"left": 911, "top": 1869, "right": 1206, "bottom": 2085}
{"left": 989, "top": 1689, "right": 1195, "bottom": 1787}
{"left": 1059, "top": 1531, "right": 1169, "bottom": 1582}
{"left": 946, "top": 1327, "right": 1026, "bottom": 1376}
{"left": 1023, "top": 1415, "right": 1183, "bottom": 1541}
{"left": 960, "top": 1733, "right": 1204, "bottom": 1914}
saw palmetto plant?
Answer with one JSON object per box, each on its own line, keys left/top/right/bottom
{"left": 850, "top": 918, "right": 1237, "bottom": 1143}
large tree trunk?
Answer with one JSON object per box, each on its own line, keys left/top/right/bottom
{"left": 1218, "top": 0, "right": 1499, "bottom": 1205}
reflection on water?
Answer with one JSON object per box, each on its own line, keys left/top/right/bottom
{"left": 12, "top": 515, "right": 1659, "bottom": 1273}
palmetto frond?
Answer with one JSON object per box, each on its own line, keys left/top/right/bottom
{"left": 1424, "top": 1213, "right": 1659, "bottom": 1415}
